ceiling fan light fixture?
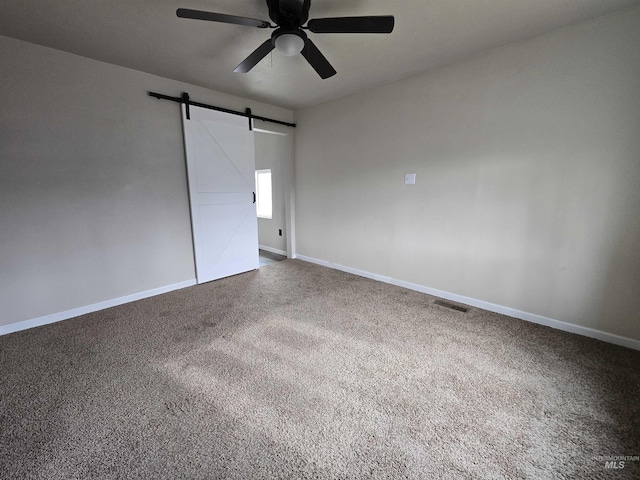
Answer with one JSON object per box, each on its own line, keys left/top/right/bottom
{"left": 176, "top": 3, "right": 394, "bottom": 79}
{"left": 274, "top": 33, "right": 305, "bottom": 56}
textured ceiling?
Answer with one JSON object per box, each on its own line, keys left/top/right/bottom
{"left": 1, "top": 0, "right": 638, "bottom": 109}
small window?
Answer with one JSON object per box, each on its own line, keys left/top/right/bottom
{"left": 255, "top": 169, "right": 272, "bottom": 219}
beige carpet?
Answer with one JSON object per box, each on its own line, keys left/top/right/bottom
{"left": 1, "top": 259, "right": 638, "bottom": 479}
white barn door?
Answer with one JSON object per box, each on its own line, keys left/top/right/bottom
{"left": 181, "top": 104, "right": 258, "bottom": 284}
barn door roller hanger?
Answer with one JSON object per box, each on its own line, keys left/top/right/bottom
{"left": 147, "top": 91, "right": 296, "bottom": 128}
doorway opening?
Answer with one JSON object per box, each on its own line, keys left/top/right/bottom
{"left": 255, "top": 130, "right": 290, "bottom": 265}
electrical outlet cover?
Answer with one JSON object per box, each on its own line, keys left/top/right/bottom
{"left": 404, "top": 173, "right": 416, "bottom": 185}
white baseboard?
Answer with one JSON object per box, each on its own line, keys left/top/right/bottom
{"left": 259, "top": 245, "right": 287, "bottom": 256}
{"left": 0, "top": 279, "right": 197, "bottom": 336}
{"left": 296, "top": 255, "right": 640, "bottom": 351}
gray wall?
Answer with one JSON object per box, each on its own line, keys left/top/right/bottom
{"left": 0, "top": 35, "right": 293, "bottom": 328}
{"left": 294, "top": 8, "right": 640, "bottom": 341}
{"left": 255, "top": 130, "right": 293, "bottom": 253}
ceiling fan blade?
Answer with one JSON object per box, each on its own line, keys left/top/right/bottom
{"left": 307, "top": 16, "right": 395, "bottom": 34}
{"left": 234, "top": 40, "right": 275, "bottom": 73}
{"left": 301, "top": 39, "right": 336, "bottom": 79}
{"left": 176, "top": 8, "right": 271, "bottom": 28}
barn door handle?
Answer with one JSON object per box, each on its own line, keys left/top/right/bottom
{"left": 253, "top": 192, "right": 256, "bottom": 204}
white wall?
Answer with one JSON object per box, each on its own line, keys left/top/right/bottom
{"left": 0, "top": 35, "right": 293, "bottom": 329}
{"left": 255, "top": 130, "right": 293, "bottom": 254}
{"left": 294, "top": 8, "right": 640, "bottom": 342}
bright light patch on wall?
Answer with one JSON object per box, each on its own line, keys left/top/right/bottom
{"left": 255, "top": 169, "right": 272, "bottom": 219}
{"left": 252, "top": 128, "right": 288, "bottom": 136}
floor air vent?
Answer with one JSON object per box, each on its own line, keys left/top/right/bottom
{"left": 433, "top": 299, "right": 469, "bottom": 313}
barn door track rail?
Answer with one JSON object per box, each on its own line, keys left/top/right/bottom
{"left": 148, "top": 91, "right": 296, "bottom": 128}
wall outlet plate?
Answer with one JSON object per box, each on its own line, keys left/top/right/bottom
{"left": 404, "top": 173, "right": 416, "bottom": 185}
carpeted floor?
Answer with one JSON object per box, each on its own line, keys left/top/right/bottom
{"left": 1, "top": 260, "right": 639, "bottom": 479}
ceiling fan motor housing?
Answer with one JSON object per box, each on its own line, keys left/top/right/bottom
{"left": 267, "top": 0, "right": 311, "bottom": 27}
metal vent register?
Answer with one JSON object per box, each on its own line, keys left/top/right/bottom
{"left": 433, "top": 299, "right": 469, "bottom": 313}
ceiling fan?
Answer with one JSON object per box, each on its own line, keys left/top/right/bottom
{"left": 176, "top": 0, "right": 395, "bottom": 79}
